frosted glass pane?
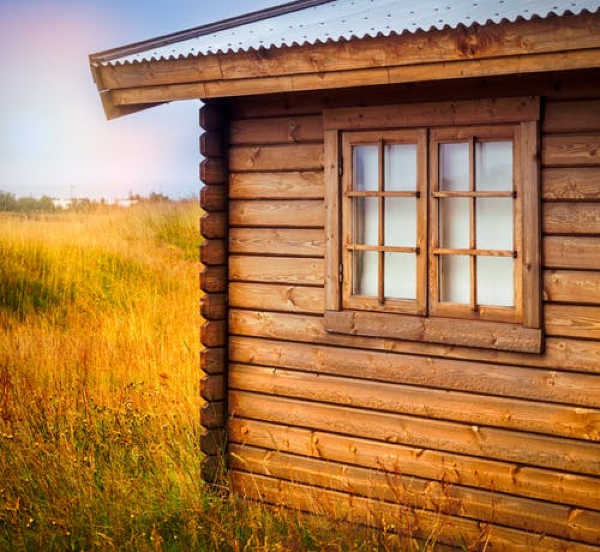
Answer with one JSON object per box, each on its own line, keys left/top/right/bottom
{"left": 353, "top": 197, "right": 378, "bottom": 246}
{"left": 440, "top": 255, "right": 470, "bottom": 304}
{"left": 476, "top": 198, "right": 513, "bottom": 250}
{"left": 385, "top": 197, "right": 416, "bottom": 247}
{"left": 385, "top": 144, "right": 417, "bottom": 191}
{"left": 353, "top": 251, "right": 378, "bottom": 296}
{"left": 353, "top": 145, "right": 378, "bottom": 191}
{"left": 440, "top": 198, "right": 469, "bottom": 249}
{"left": 440, "top": 143, "right": 469, "bottom": 191}
{"left": 476, "top": 141, "right": 513, "bottom": 192}
{"left": 384, "top": 253, "right": 416, "bottom": 300}
{"left": 477, "top": 256, "right": 514, "bottom": 306}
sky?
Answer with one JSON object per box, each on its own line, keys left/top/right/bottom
{"left": 0, "top": 0, "right": 283, "bottom": 200}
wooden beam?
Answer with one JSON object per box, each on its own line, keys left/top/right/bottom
{"left": 229, "top": 418, "right": 600, "bottom": 510}
{"left": 228, "top": 363, "right": 600, "bottom": 440}
{"left": 110, "top": 48, "right": 600, "bottom": 105}
{"left": 229, "top": 228, "right": 325, "bottom": 257}
{"left": 229, "top": 335, "right": 600, "bottom": 406}
{"left": 228, "top": 310, "right": 600, "bottom": 373}
{"left": 98, "top": 13, "right": 600, "bottom": 91}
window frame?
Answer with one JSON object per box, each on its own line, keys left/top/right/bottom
{"left": 323, "top": 97, "right": 542, "bottom": 354}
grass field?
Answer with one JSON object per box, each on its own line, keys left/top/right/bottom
{"left": 0, "top": 202, "right": 433, "bottom": 551}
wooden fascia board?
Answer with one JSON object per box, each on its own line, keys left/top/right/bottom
{"left": 110, "top": 48, "right": 600, "bottom": 106}
{"left": 97, "top": 13, "right": 600, "bottom": 91}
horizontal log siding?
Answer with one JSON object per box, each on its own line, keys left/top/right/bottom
{"left": 226, "top": 91, "right": 600, "bottom": 548}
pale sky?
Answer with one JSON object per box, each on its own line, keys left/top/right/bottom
{"left": 0, "top": 0, "right": 283, "bottom": 200}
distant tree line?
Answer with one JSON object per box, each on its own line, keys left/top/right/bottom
{"left": 0, "top": 192, "right": 57, "bottom": 213}
{"left": 0, "top": 191, "right": 175, "bottom": 213}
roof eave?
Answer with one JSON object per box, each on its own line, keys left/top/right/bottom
{"left": 91, "top": 11, "right": 600, "bottom": 120}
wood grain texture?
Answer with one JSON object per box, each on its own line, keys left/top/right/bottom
{"left": 544, "top": 270, "right": 600, "bottom": 305}
{"left": 200, "top": 293, "right": 227, "bottom": 320}
{"left": 546, "top": 304, "right": 600, "bottom": 339}
{"left": 229, "top": 256, "right": 324, "bottom": 286}
{"left": 199, "top": 239, "right": 226, "bottom": 266}
{"left": 325, "top": 310, "right": 542, "bottom": 353}
{"left": 228, "top": 310, "right": 600, "bottom": 373}
{"left": 200, "top": 320, "right": 227, "bottom": 348}
{"left": 199, "top": 265, "right": 227, "bottom": 294}
{"left": 543, "top": 203, "right": 600, "bottom": 234}
{"left": 200, "top": 212, "right": 227, "bottom": 239}
{"left": 230, "top": 445, "right": 600, "bottom": 545}
{"left": 229, "top": 392, "right": 600, "bottom": 475}
{"left": 229, "top": 171, "right": 324, "bottom": 199}
{"left": 543, "top": 100, "right": 600, "bottom": 134}
{"left": 200, "top": 158, "right": 227, "bottom": 185}
{"left": 228, "top": 336, "right": 600, "bottom": 406}
{"left": 200, "top": 374, "right": 225, "bottom": 402}
{"left": 229, "top": 228, "right": 325, "bottom": 257}
{"left": 100, "top": 14, "right": 600, "bottom": 91}
{"left": 201, "top": 401, "right": 224, "bottom": 428}
{"left": 229, "top": 283, "right": 324, "bottom": 314}
{"left": 200, "top": 428, "right": 225, "bottom": 456}
{"left": 228, "top": 71, "right": 600, "bottom": 120}
{"left": 542, "top": 134, "right": 600, "bottom": 167}
{"left": 229, "top": 115, "right": 323, "bottom": 145}
{"left": 544, "top": 236, "right": 600, "bottom": 270}
{"left": 200, "top": 184, "right": 227, "bottom": 212}
{"left": 200, "top": 131, "right": 223, "bottom": 157}
{"left": 229, "top": 200, "right": 325, "bottom": 228}
{"left": 228, "top": 363, "right": 600, "bottom": 440}
{"left": 324, "top": 97, "right": 540, "bottom": 130}
{"left": 199, "top": 102, "right": 224, "bottom": 132}
{"left": 111, "top": 49, "right": 600, "bottom": 105}
{"left": 542, "top": 168, "right": 600, "bottom": 201}
{"left": 229, "top": 418, "right": 600, "bottom": 510}
{"left": 200, "top": 347, "right": 226, "bottom": 375}
{"left": 232, "top": 471, "right": 598, "bottom": 552}
{"left": 229, "top": 144, "right": 324, "bottom": 172}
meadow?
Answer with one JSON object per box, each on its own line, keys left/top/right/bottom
{"left": 0, "top": 201, "right": 423, "bottom": 551}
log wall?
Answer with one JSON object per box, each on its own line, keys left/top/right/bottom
{"left": 199, "top": 101, "right": 229, "bottom": 482}
{"left": 222, "top": 72, "right": 600, "bottom": 548}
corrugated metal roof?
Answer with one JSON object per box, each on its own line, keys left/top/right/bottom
{"left": 102, "top": 0, "right": 600, "bottom": 66}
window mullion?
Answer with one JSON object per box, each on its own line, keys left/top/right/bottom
{"left": 469, "top": 136, "right": 477, "bottom": 312}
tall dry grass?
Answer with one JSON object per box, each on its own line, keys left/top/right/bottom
{"left": 0, "top": 202, "right": 419, "bottom": 551}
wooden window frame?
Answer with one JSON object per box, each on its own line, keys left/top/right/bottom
{"left": 323, "top": 97, "right": 542, "bottom": 354}
{"left": 341, "top": 129, "right": 428, "bottom": 316}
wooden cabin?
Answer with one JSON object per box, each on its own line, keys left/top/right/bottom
{"left": 90, "top": 0, "right": 600, "bottom": 548}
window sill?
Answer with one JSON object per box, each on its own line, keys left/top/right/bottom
{"left": 324, "top": 310, "right": 543, "bottom": 354}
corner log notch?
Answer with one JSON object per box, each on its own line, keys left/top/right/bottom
{"left": 199, "top": 100, "right": 229, "bottom": 483}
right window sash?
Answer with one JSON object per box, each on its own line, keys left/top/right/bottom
{"left": 429, "top": 125, "right": 522, "bottom": 324}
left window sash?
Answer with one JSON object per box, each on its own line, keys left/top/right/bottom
{"left": 341, "top": 129, "right": 427, "bottom": 315}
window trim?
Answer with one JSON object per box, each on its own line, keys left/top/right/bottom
{"left": 323, "top": 97, "right": 542, "bottom": 354}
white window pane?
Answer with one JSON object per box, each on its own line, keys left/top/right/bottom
{"left": 353, "top": 145, "right": 378, "bottom": 191}
{"left": 476, "top": 141, "right": 513, "bottom": 192}
{"left": 385, "top": 197, "right": 416, "bottom": 247}
{"left": 440, "top": 198, "right": 469, "bottom": 249}
{"left": 476, "top": 198, "right": 513, "bottom": 251}
{"left": 477, "top": 256, "right": 514, "bottom": 306}
{"left": 353, "top": 197, "right": 378, "bottom": 245}
{"left": 384, "top": 253, "right": 416, "bottom": 299}
{"left": 385, "top": 144, "right": 417, "bottom": 191}
{"left": 440, "top": 143, "right": 469, "bottom": 191}
{"left": 440, "top": 255, "right": 470, "bottom": 304}
{"left": 353, "top": 250, "right": 378, "bottom": 296}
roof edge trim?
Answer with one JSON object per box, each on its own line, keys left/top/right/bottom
{"left": 89, "top": 0, "right": 336, "bottom": 64}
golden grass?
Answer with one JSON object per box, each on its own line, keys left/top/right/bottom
{"left": 0, "top": 202, "right": 455, "bottom": 551}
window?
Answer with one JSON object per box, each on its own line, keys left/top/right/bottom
{"left": 324, "top": 98, "right": 542, "bottom": 353}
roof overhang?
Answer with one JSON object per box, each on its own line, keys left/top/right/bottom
{"left": 90, "top": 5, "right": 600, "bottom": 119}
